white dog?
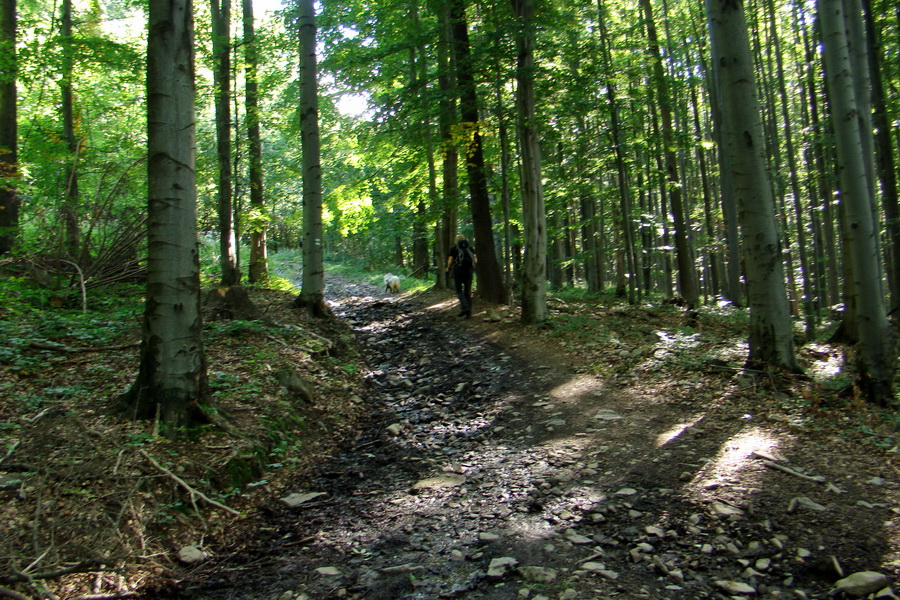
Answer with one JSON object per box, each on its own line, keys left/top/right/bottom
{"left": 384, "top": 273, "right": 400, "bottom": 293}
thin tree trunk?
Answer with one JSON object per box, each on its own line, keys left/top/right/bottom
{"left": 409, "top": 11, "right": 429, "bottom": 280}
{"left": 0, "top": 0, "right": 17, "bottom": 256}
{"left": 495, "top": 78, "right": 513, "bottom": 293}
{"left": 512, "top": 0, "right": 547, "bottom": 324}
{"left": 293, "top": 0, "right": 330, "bottom": 318}
{"left": 212, "top": 0, "right": 240, "bottom": 286}
{"left": 863, "top": 0, "right": 900, "bottom": 315}
{"left": 61, "top": 0, "right": 80, "bottom": 256}
{"left": 448, "top": 0, "right": 507, "bottom": 306}
{"left": 763, "top": 0, "right": 815, "bottom": 338}
{"left": 640, "top": 0, "right": 698, "bottom": 308}
{"left": 436, "top": 3, "right": 457, "bottom": 291}
{"left": 244, "top": 0, "right": 268, "bottom": 283}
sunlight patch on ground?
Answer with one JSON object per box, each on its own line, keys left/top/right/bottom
{"left": 549, "top": 373, "right": 604, "bottom": 403}
{"left": 655, "top": 414, "right": 706, "bottom": 447}
{"left": 655, "top": 329, "right": 701, "bottom": 350}
{"left": 805, "top": 343, "right": 844, "bottom": 379}
{"left": 426, "top": 298, "right": 457, "bottom": 313}
{"left": 689, "top": 426, "right": 782, "bottom": 489}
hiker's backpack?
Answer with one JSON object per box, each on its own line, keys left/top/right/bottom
{"left": 456, "top": 242, "right": 474, "bottom": 269}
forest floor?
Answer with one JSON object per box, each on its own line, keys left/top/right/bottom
{"left": 2, "top": 267, "right": 900, "bottom": 600}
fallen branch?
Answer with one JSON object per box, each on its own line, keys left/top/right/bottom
{"left": 58, "top": 260, "right": 87, "bottom": 314}
{"left": 139, "top": 451, "right": 240, "bottom": 517}
{"left": 0, "top": 586, "right": 31, "bottom": 600}
{"left": 762, "top": 460, "right": 826, "bottom": 483}
{"left": 0, "top": 561, "right": 109, "bottom": 585}
{"left": 28, "top": 341, "right": 140, "bottom": 354}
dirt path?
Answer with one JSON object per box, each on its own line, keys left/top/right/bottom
{"left": 176, "top": 279, "right": 899, "bottom": 600}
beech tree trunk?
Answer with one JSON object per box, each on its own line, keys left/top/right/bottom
{"left": 212, "top": 0, "right": 240, "bottom": 286}
{"left": 863, "top": 0, "right": 900, "bottom": 314}
{"left": 61, "top": 0, "right": 80, "bottom": 256}
{"left": 120, "top": 0, "right": 208, "bottom": 431}
{"left": 448, "top": 0, "right": 507, "bottom": 305}
{"left": 706, "top": 0, "right": 799, "bottom": 372}
{"left": 512, "top": 0, "right": 547, "bottom": 324}
{"left": 435, "top": 3, "right": 457, "bottom": 291}
{"left": 0, "top": 0, "right": 17, "bottom": 256}
{"left": 640, "top": 0, "right": 698, "bottom": 308}
{"left": 244, "top": 0, "right": 268, "bottom": 283}
{"left": 819, "top": 0, "right": 895, "bottom": 405}
{"left": 293, "top": 0, "right": 331, "bottom": 318}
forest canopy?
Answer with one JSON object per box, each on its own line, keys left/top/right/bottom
{"left": 0, "top": 0, "right": 898, "bottom": 401}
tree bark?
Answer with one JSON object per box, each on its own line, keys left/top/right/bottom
{"left": 511, "top": 0, "right": 547, "bottom": 324}
{"left": 640, "top": 0, "right": 698, "bottom": 308}
{"left": 764, "top": 0, "right": 815, "bottom": 338}
{"left": 863, "top": 0, "right": 900, "bottom": 315}
{"left": 706, "top": 0, "right": 799, "bottom": 372}
{"left": 293, "top": 0, "right": 331, "bottom": 318}
{"left": 120, "top": 0, "right": 208, "bottom": 431}
{"left": 61, "top": 0, "right": 80, "bottom": 257}
{"left": 819, "top": 0, "right": 895, "bottom": 405}
{"left": 212, "top": 0, "right": 240, "bottom": 286}
{"left": 448, "top": 0, "right": 507, "bottom": 305}
{"left": 0, "top": 0, "right": 17, "bottom": 256}
{"left": 244, "top": 0, "right": 268, "bottom": 283}
{"left": 435, "top": 3, "right": 457, "bottom": 291}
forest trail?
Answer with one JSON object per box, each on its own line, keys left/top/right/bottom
{"left": 176, "top": 277, "right": 899, "bottom": 600}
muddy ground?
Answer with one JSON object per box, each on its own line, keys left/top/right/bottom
{"left": 164, "top": 277, "right": 900, "bottom": 600}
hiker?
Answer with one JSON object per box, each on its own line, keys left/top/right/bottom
{"left": 446, "top": 234, "right": 477, "bottom": 318}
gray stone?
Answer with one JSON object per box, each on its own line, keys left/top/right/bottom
{"left": 594, "top": 409, "right": 623, "bottom": 421}
{"left": 787, "top": 496, "right": 827, "bottom": 513}
{"left": 711, "top": 501, "right": 744, "bottom": 517}
{"left": 177, "top": 546, "right": 209, "bottom": 565}
{"left": 412, "top": 473, "right": 466, "bottom": 490}
{"left": 835, "top": 572, "right": 889, "bottom": 597}
{"left": 487, "top": 556, "right": 519, "bottom": 578}
{"left": 280, "top": 492, "right": 327, "bottom": 508}
{"left": 316, "top": 566, "right": 341, "bottom": 576}
{"left": 519, "top": 566, "right": 558, "bottom": 584}
{"left": 714, "top": 580, "right": 756, "bottom": 594}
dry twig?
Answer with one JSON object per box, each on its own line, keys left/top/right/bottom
{"left": 138, "top": 451, "right": 240, "bottom": 516}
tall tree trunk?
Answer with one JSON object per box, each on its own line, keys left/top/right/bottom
{"left": 598, "top": 0, "right": 637, "bottom": 303}
{"left": 640, "top": 0, "right": 698, "bottom": 308}
{"left": 212, "top": 0, "right": 240, "bottom": 286}
{"left": 243, "top": 0, "right": 268, "bottom": 283}
{"left": 863, "top": 0, "right": 900, "bottom": 314}
{"left": 801, "top": 16, "right": 841, "bottom": 308}
{"left": 448, "top": 0, "right": 507, "bottom": 305}
{"left": 494, "top": 73, "right": 513, "bottom": 293}
{"left": 293, "top": 0, "right": 331, "bottom": 318}
{"left": 410, "top": 16, "right": 429, "bottom": 279}
{"left": 512, "top": 0, "right": 546, "bottom": 323}
{"left": 819, "top": 0, "right": 895, "bottom": 405}
{"left": 764, "top": 0, "right": 815, "bottom": 338}
{"left": 0, "top": 0, "right": 17, "bottom": 256}
{"left": 120, "top": 0, "right": 208, "bottom": 431}
{"left": 706, "top": 0, "right": 799, "bottom": 372}
{"left": 702, "top": 25, "right": 743, "bottom": 306}
{"left": 61, "top": 0, "right": 80, "bottom": 256}
{"left": 435, "top": 3, "right": 457, "bottom": 291}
